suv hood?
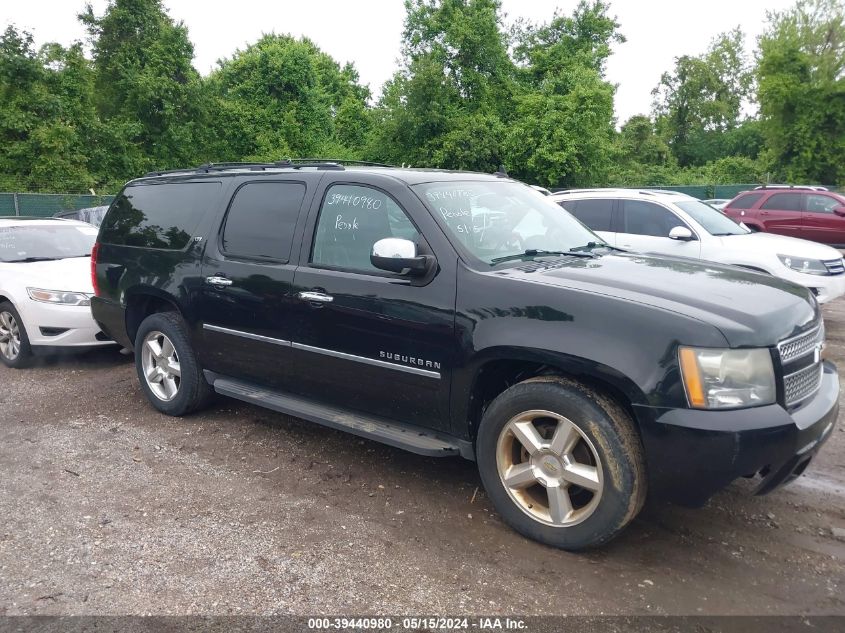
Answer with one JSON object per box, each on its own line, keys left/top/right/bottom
{"left": 499, "top": 252, "right": 818, "bottom": 347}
{"left": 0, "top": 256, "right": 94, "bottom": 293}
{"left": 717, "top": 231, "right": 843, "bottom": 260}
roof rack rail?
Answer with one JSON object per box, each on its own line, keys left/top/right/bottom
{"left": 754, "top": 184, "right": 829, "bottom": 191}
{"left": 143, "top": 158, "right": 397, "bottom": 178}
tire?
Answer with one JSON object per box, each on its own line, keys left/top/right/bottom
{"left": 0, "top": 301, "right": 33, "bottom": 369}
{"left": 134, "top": 311, "right": 213, "bottom": 416}
{"left": 476, "top": 376, "right": 646, "bottom": 550}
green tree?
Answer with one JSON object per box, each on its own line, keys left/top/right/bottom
{"left": 206, "top": 34, "right": 371, "bottom": 162}
{"left": 653, "top": 28, "right": 753, "bottom": 166}
{"left": 80, "top": 0, "right": 206, "bottom": 173}
{"left": 757, "top": 0, "right": 845, "bottom": 184}
{"left": 369, "top": 0, "right": 514, "bottom": 170}
{"left": 0, "top": 26, "right": 107, "bottom": 192}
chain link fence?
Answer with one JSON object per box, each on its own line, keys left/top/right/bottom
{"left": 0, "top": 192, "right": 115, "bottom": 218}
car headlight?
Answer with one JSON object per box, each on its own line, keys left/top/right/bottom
{"left": 777, "top": 254, "right": 829, "bottom": 275}
{"left": 679, "top": 346, "right": 776, "bottom": 409}
{"left": 27, "top": 288, "right": 91, "bottom": 306}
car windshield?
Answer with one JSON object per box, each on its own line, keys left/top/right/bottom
{"left": 413, "top": 181, "right": 606, "bottom": 264}
{"left": 0, "top": 224, "right": 98, "bottom": 263}
{"left": 675, "top": 200, "right": 748, "bottom": 236}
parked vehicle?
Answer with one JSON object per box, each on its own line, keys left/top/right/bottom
{"left": 91, "top": 163, "right": 837, "bottom": 550}
{"left": 0, "top": 217, "right": 114, "bottom": 367}
{"left": 529, "top": 185, "right": 552, "bottom": 196}
{"left": 723, "top": 187, "right": 845, "bottom": 247}
{"left": 552, "top": 188, "right": 845, "bottom": 304}
{"left": 701, "top": 198, "right": 729, "bottom": 210}
{"left": 54, "top": 205, "right": 110, "bottom": 227}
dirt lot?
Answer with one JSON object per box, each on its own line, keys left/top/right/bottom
{"left": 1, "top": 305, "right": 843, "bottom": 617}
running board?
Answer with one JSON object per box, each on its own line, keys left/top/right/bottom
{"left": 207, "top": 374, "right": 470, "bottom": 459}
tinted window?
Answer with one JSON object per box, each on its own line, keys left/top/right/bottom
{"left": 620, "top": 200, "right": 686, "bottom": 237}
{"left": 805, "top": 194, "right": 841, "bottom": 213}
{"left": 571, "top": 199, "right": 613, "bottom": 232}
{"left": 557, "top": 200, "right": 577, "bottom": 211}
{"left": 761, "top": 193, "right": 802, "bottom": 212}
{"left": 311, "top": 184, "right": 420, "bottom": 273}
{"left": 100, "top": 182, "right": 220, "bottom": 249}
{"left": 221, "top": 182, "right": 306, "bottom": 261}
{"left": 727, "top": 193, "right": 763, "bottom": 209}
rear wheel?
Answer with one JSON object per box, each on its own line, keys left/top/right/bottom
{"left": 476, "top": 377, "right": 646, "bottom": 550}
{"left": 135, "top": 311, "right": 213, "bottom": 416}
{"left": 0, "top": 302, "right": 32, "bottom": 368}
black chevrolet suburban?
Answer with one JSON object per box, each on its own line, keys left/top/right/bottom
{"left": 91, "top": 161, "right": 839, "bottom": 549}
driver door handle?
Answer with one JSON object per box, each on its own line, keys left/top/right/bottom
{"left": 205, "top": 275, "right": 232, "bottom": 287}
{"left": 298, "top": 291, "right": 334, "bottom": 303}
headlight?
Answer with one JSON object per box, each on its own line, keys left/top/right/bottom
{"left": 679, "top": 346, "right": 776, "bottom": 409}
{"left": 27, "top": 288, "right": 91, "bottom": 306}
{"left": 777, "top": 254, "right": 829, "bottom": 275}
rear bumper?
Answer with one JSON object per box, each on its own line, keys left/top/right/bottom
{"left": 91, "top": 296, "right": 132, "bottom": 349}
{"left": 634, "top": 360, "right": 839, "bottom": 506}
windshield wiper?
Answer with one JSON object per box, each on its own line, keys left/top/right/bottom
{"left": 491, "top": 249, "right": 597, "bottom": 264}
{"left": 4, "top": 256, "right": 60, "bottom": 263}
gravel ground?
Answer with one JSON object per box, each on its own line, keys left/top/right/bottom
{"left": 0, "top": 303, "right": 843, "bottom": 616}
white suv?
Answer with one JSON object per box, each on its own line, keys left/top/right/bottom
{"left": 550, "top": 189, "right": 845, "bottom": 304}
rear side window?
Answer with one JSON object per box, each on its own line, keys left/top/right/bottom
{"left": 221, "top": 182, "right": 307, "bottom": 261}
{"left": 557, "top": 200, "right": 577, "bottom": 211}
{"left": 100, "top": 182, "right": 220, "bottom": 249}
{"left": 761, "top": 193, "right": 802, "bottom": 212}
{"left": 570, "top": 199, "right": 614, "bottom": 232}
{"left": 727, "top": 193, "right": 763, "bottom": 209}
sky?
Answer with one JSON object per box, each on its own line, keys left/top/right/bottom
{"left": 1, "top": 0, "right": 797, "bottom": 124}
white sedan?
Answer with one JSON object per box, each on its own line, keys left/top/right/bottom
{"left": 552, "top": 189, "right": 845, "bottom": 304}
{"left": 0, "top": 217, "right": 114, "bottom": 367}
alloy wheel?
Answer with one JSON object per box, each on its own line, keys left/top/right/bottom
{"left": 496, "top": 409, "right": 603, "bottom": 527}
{"left": 141, "top": 330, "right": 181, "bottom": 401}
{"left": 0, "top": 311, "right": 21, "bottom": 361}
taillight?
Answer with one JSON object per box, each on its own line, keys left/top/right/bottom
{"left": 91, "top": 241, "right": 100, "bottom": 296}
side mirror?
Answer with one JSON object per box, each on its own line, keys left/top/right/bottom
{"left": 833, "top": 206, "right": 845, "bottom": 217}
{"left": 668, "top": 226, "right": 694, "bottom": 241}
{"left": 371, "top": 238, "right": 430, "bottom": 276}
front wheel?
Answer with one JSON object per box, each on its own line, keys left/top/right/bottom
{"left": 476, "top": 377, "right": 646, "bottom": 550}
{"left": 134, "top": 311, "right": 213, "bottom": 416}
{"left": 0, "top": 302, "right": 32, "bottom": 368}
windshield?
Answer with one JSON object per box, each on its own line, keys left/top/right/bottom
{"left": 675, "top": 200, "right": 748, "bottom": 236}
{"left": 0, "top": 224, "right": 98, "bottom": 262}
{"left": 413, "top": 181, "right": 605, "bottom": 264}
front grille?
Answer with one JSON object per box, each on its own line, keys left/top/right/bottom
{"left": 783, "top": 362, "right": 823, "bottom": 406}
{"left": 823, "top": 258, "right": 845, "bottom": 275}
{"left": 778, "top": 324, "right": 825, "bottom": 407}
{"left": 777, "top": 325, "right": 822, "bottom": 363}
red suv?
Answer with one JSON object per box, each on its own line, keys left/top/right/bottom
{"left": 724, "top": 187, "right": 845, "bottom": 247}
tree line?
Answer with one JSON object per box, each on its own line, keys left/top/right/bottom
{"left": 0, "top": 0, "right": 843, "bottom": 194}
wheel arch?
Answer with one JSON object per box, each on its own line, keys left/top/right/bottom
{"left": 124, "top": 287, "right": 184, "bottom": 347}
{"left": 462, "top": 348, "right": 647, "bottom": 442}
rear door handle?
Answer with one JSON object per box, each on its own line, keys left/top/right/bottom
{"left": 298, "top": 291, "right": 334, "bottom": 304}
{"left": 205, "top": 275, "right": 232, "bottom": 287}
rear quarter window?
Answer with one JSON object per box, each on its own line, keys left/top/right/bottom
{"left": 99, "top": 181, "right": 221, "bottom": 249}
{"left": 727, "top": 193, "right": 763, "bottom": 210}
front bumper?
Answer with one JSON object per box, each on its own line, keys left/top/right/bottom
{"left": 633, "top": 360, "right": 839, "bottom": 506}
{"left": 19, "top": 301, "right": 114, "bottom": 349}
{"left": 781, "top": 270, "right": 845, "bottom": 304}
